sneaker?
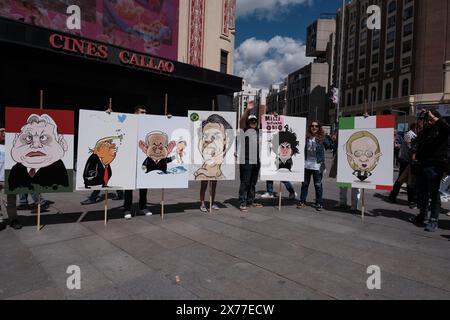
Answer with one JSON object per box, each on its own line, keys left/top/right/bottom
{"left": 0, "top": 222, "right": 6, "bottom": 232}
{"left": 288, "top": 192, "right": 297, "bottom": 200}
{"left": 260, "top": 192, "right": 274, "bottom": 199}
{"left": 408, "top": 202, "right": 417, "bottom": 209}
{"left": 296, "top": 202, "right": 306, "bottom": 209}
{"left": 425, "top": 220, "right": 438, "bottom": 232}
{"left": 239, "top": 204, "right": 248, "bottom": 212}
{"left": 9, "top": 219, "right": 22, "bottom": 230}
{"left": 110, "top": 194, "right": 124, "bottom": 201}
{"left": 387, "top": 195, "right": 397, "bottom": 203}
{"left": 124, "top": 211, "right": 132, "bottom": 220}
{"left": 211, "top": 204, "right": 220, "bottom": 211}
{"left": 200, "top": 205, "right": 208, "bottom": 213}
{"left": 316, "top": 204, "right": 324, "bottom": 212}
{"left": 140, "top": 209, "right": 153, "bottom": 217}
{"left": 251, "top": 203, "right": 263, "bottom": 208}
{"left": 81, "top": 198, "right": 98, "bottom": 205}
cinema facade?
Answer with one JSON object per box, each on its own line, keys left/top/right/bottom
{"left": 0, "top": 0, "right": 241, "bottom": 120}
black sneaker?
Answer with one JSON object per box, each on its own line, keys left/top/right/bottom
{"left": 425, "top": 220, "right": 438, "bottom": 232}
{"left": 31, "top": 203, "right": 50, "bottom": 214}
{"left": 316, "top": 204, "right": 324, "bottom": 212}
{"left": 387, "top": 195, "right": 397, "bottom": 203}
{"left": 0, "top": 222, "right": 6, "bottom": 232}
{"left": 9, "top": 219, "right": 22, "bottom": 230}
{"left": 296, "top": 202, "right": 306, "bottom": 209}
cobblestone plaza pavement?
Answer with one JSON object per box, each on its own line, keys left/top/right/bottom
{"left": 1, "top": 155, "right": 450, "bottom": 300}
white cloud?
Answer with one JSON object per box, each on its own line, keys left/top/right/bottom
{"left": 234, "top": 36, "right": 313, "bottom": 90}
{"left": 237, "top": 0, "right": 313, "bottom": 20}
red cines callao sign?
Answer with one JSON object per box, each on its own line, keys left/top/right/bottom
{"left": 49, "top": 34, "right": 175, "bottom": 74}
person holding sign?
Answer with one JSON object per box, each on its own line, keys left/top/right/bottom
{"left": 297, "top": 121, "right": 327, "bottom": 212}
{"left": 410, "top": 110, "right": 450, "bottom": 232}
{"left": 238, "top": 105, "right": 263, "bottom": 212}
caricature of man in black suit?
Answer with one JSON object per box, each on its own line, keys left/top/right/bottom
{"left": 8, "top": 114, "right": 69, "bottom": 192}
{"left": 139, "top": 131, "right": 175, "bottom": 174}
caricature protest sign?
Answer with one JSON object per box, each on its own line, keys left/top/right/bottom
{"left": 76, "top": 110, "right": 138, "bottom": 191}
{"left": 260, "top": 115, "right": 307, "bottom": 182}
{"left": 337, "top": 116, "right": 394, "bottom": 190}
{"left": 188, "top": 111, "right": 236, "bottom": 181}
{"left": 136, "top": 115, "right": 190, "bottom": 189}
{"left": 4, "top": 107, "right": 74, "bottom": 194}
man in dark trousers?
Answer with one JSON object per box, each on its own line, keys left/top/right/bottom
{"left": 410, "top": 110, "right": 450, "bottom": 232}
{"left": 124, "top": 106, "right": 152, "bottom": 220}
{"left": 8, "top": 114, "right": 69, "bottom": 192}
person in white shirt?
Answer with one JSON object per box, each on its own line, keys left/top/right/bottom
{"left": 0, "top": 124, "right": 22, "bottom": 231}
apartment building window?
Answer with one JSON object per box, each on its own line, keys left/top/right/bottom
{"left": 402, "top": 39, "right": 412, "bottom": 53}
{"left": 220, "top": 50, "right": 228, "bottom": 73}
{"left": 349, "top": 50, "right": 355, "bottom": 60}
{"left": 386, "top": 62, "right": 394, "bottom": 72}
{"left": 348, "top": 63, "right": 354, "bottom": 72}
{"left": 371, "top": 87, "right": 377, "bottom": 102}
{"left": 402, "top": 56, "right": 411, "bottom": 66}
{"left": 372, "top": 38, "right": 380, "bottom": 50}
{"left": 388, "top": 16, "right": 396, "bottom": 29}
{"left": 360, "top": 45, "right": 366, "bottom": 56}
{"left": 404, "top": 6, "right": 413, "bottom": 20}
{"left": 388, "top": 1, "right": 397, "bottom": 14}
{"left": 386, "top": 47, "right": 394, "bottom": 60}
{"left": 385, "top": 83, "right": 392, "bottom": 99}
{"left": 402, "top": 79, "right": 410, "bottom": 96}
{"left": 359, "top": 58, "right": 366, "bottom": 69}
{"left": 387, "top": 31, "right": 396, "bottom": 44}
{"left": 359, "top": 72, "right": 365, "bottom": 80}
{"left": 371, "top": 67, "right": 379, "bottom": 76}
{"left": 404, "top": 23, "right": 413, "bottom": 37}
{"left": 358, "top": 90, "right": 364, "bottom": 105}
{"left": 372, "top": 53, "right": 379, "bottom": 64}
{"left": 360, "top": 31, "right": 367, "bottom": 41}
{"left": 347, "top": 92, "right": 352, "bottom": 106}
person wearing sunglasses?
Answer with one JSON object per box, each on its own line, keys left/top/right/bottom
{"left": 297, "top": 121, "right": 327, "bottom": 211}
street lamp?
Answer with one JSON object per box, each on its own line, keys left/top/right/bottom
{"left": 391, "top": 108, "right": 407, "bottom": 133}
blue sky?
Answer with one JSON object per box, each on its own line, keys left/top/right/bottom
{"left": 234, "top": 0, "right": 342, "bottom": 89}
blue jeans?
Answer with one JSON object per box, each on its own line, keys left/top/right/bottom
{"left": 417, "top": 165, "right": 444, "bottom": 221}
{"left": 300, "top": 169, "right": 323, "bottom": 206}
{"left": 266, "top": 181, "right": 295, "bottom": 194}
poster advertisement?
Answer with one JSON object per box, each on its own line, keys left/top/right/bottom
{"left": 188, "top": 110, "right": 236, "bottom": 181}
{"left": 136, "top": 115, "right": 190, "bottom": 189}
{"left": 0, "top": 0, "right": 179, "bottom": 59}
{"left": 260, "top": 115, "right": 306, "bottom": 182}
{"left": 337, "top": 115, "right": 394, "bottom": 190}
{"left": 76, "top": 109, "right": 138, "bottom": 191}
{"left": 4, "top": 107, "right": 74, "bottom": 194}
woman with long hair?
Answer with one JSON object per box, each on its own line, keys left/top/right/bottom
{"left": 297, "top": 120, "right": 327, "bottom": 211}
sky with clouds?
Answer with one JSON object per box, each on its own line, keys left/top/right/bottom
{"left": 234, "top": 0, "right": 342, "bottom": 90}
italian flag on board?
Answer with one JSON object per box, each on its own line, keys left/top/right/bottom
{"left": 337, "top": 115, "right": 395, "bottom": 191}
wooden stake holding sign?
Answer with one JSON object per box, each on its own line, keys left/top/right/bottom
{"left": 209, "top": 99, "right": 215, "bottom": 214}
{"left": 37, "top": 90, "right": 44, "bottom": 231}
{"left": 278, "top": 182, "right": 282, "bottom": 211}
{"left": 361, "top": 189, "right": 365, "bottom": 221}
{"left": 161, "top": 93, "right": 169, "bottom": 221}
{"left": 104, "top": 98, "right": 113, "bottom": 226}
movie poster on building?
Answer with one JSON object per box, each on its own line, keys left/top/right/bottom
{"left": 76, "top": 110, "right": 138, "bottom": 191}
{"left": 337, "top": 115, "right": 395, "bottom": 190}
{"left": 4, "top": 107, "right": 74, "bottom": 194}
{"left": 188, "top": 111, "right": 236, "bottom": 181}
{"left": 136, "top": 115, "right": 190, "bottom": 189}
{"left": 0, "top": 0, "right": 179, "bottom": 59}
{"left": 260, "top": 115, "right": 306, "bottom": 183}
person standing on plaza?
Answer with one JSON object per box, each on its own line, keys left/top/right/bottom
{"left": 261, "top": 181, "right": 297, "bottom": 199}
{"left": 297, "top": 121, "right": 327, "bottom": 211}
{"left": 0, "top": 124, "right": 22, "bottom": 231}
{"left": 389, "top": 123, "right": 418, "bottom": 206}
{"left": 410, "top": 110, "right": 450, "bottom": 232}
{"left": 238, "top": 103, "right": 263, "bottom": 212}
{"left": 123, "top": 105, "right": 152, "bottom": 220}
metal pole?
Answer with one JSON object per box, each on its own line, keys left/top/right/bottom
{"left": 336, "top": 0, "right": 346, "bottom": 125}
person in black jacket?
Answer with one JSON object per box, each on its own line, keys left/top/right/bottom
{"left": 410, "top": 110, "right": 450, "bottom": 232}
{"left": 83, "top": 136, "right": 120, "bottom": 188}
{"left": 8, "top": 114, "right": 69, "bottom": 192}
